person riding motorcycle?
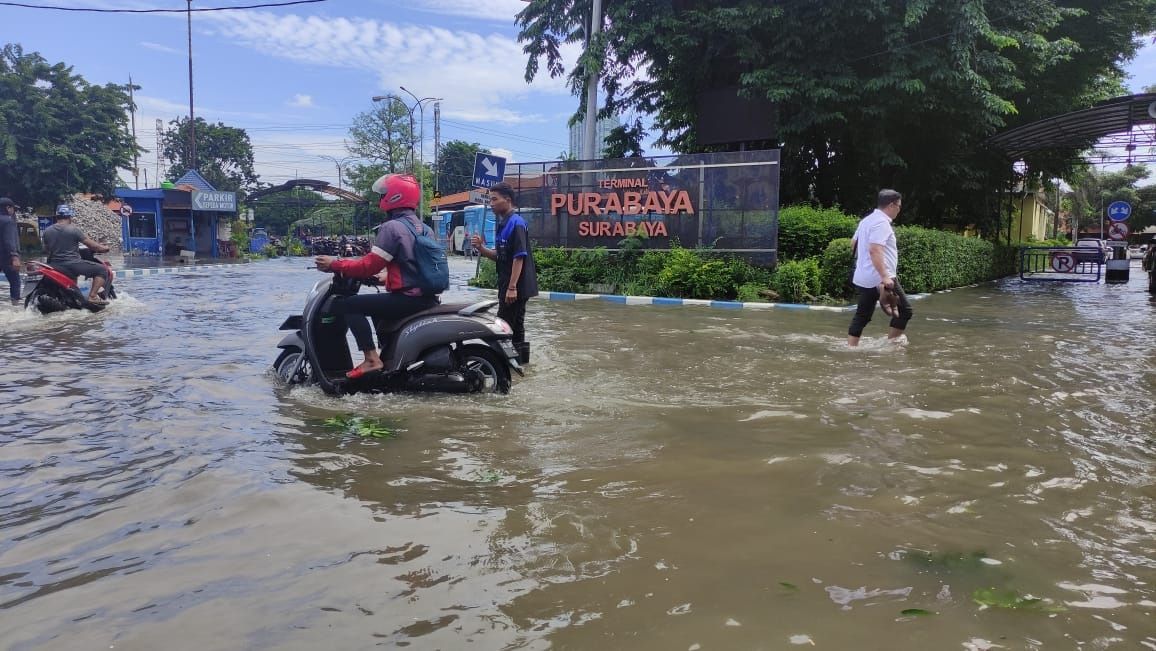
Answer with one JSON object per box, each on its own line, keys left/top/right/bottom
{"left": 0, "top": 197, "right": 22, "bottom": 306}
{"left": 41, "top": 204, "right": 111, "bottom": 305}
{"left": 314, "top": 174, "right": 442, "bottom": 379}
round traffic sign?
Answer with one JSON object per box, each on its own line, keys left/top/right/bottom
{"left": 1107, "top": 200, "right": 1131, "bottom": 221}
{"left": 1108, "top": 221, "right": 1129, "bottom": 241}
{"left": 119, "top": 204, "right": 133, "bottom": 218}
{"left": 1051, "top": 253, "right": 1075, "bottom": 273}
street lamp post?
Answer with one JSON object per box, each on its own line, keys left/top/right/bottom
{"left": 373, "top": 92, "right": 442, "bottom": 217}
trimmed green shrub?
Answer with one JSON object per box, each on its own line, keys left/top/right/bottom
{"left": 469, "top": 257, "right": 498, "bottom": 289}
{"left": 777, "top": 205, "right": 858, "bottom": 260}
{"left": 771, "top": 258, "right": 822, "bottom": 303}
{"left": 819, "top": 238, "right": 855, "bottom": 298}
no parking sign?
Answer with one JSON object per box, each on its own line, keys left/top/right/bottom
{"left": 1050, "top": 253, "right": 1075, "bottom": 273}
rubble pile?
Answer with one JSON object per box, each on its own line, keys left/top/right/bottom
{"left": 66, "top": 198, "right": 123, "bottom": 252}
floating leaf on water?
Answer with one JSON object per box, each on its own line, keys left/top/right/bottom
{"left": 779, "top": 581, "right": 799, "bottom": 592}
{"left": 971, "top": 587, "right": 1066, "bottom": 612}
{"left": 322, "top": 415, "right": 397, "bottom": 439}
{"left": 900, "top": 608, "right": 935, "bottom": 616}
{"left": 472, "top": 469, "right": 503, "bottom": 483}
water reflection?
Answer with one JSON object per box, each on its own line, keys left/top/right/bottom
{"left": 1, "top": 259, "right": 1154, "bottom": 650}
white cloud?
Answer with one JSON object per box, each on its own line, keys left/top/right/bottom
{"left": 489, "top": 147, "right": 515, "bottom": 164}
{"left": 199, "top": 11, "right": 574, "bottom": 125}
{"left": 140, "top": 41, "right": 181, "bottom": 55}
{"left": 407, "top": 0, "right": 529, "bottom": 21}
{"left": 288, "top": 94, "right": 314, "bottom": 108}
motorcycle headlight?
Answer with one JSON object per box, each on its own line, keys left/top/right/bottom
{"left": 488, "top": 317, "right": 513, "bottom": 336}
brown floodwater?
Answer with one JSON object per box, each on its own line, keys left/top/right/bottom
{"left": 1, "top": 258, "right": 1154, "bottom": 650}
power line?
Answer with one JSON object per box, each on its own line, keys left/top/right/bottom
{"left": 0, "top": 0, "right": 330, "bottom": 12}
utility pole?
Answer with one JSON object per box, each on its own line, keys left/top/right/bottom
{"left": 187, "top": 0, "right": 197, "bottom": 170}
{"left": 156, "top": 118, "right": 165, "bottom": 184}
{"left": 129, "top": 75, "right": 139, "bottom": 189}
{"left": 582, "top": 0, "right": 603, "bottom": 161}
{"left": 434, "top": 101, "right": 441, "bottom": 197}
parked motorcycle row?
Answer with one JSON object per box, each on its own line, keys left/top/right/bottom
{"left": 303, "top": 236, "right": 370, "bottom": 257}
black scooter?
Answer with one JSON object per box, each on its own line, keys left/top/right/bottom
{"left": 273, "top": 274, "right": 523, "bottom": 395}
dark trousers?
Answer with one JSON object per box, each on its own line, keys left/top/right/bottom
{"left": 54, "top": 260, "right": 110, "bottom": 282}
{"left": 848, "top": 277, "right": 913, "bottom": 337}
{"left": 2, "top": 264, "right": 19, "bottom": 303}
{"left": 331, "top": 293, "right": 438, "bottom": 352}
{"left": 498, "top": 298, "right": 528, "bottom": 345}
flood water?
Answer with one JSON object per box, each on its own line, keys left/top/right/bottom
{"left": 1, "top": 259, "right": 1154, "bottom": 650}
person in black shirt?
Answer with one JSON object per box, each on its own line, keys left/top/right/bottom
{"left": 471, "top": 182, "right": 537, "bottom": 363}
{"left": 0, "top": 198, "right": 21, "bottom": 305}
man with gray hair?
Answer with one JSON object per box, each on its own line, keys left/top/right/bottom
{"left": 847, "top": 189, "right": 913, "bottom": 347}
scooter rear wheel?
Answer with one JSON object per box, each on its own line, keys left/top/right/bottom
{"left": 460, "top": 346, "right": 511, "bottom": 394}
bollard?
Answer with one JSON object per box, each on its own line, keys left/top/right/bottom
{"left": 1105, "top": 242, "right": 1129, "bottom": 284}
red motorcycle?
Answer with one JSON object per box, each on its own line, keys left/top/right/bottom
{"left": 24, "top": 248, "right": 117, "bottom": 313}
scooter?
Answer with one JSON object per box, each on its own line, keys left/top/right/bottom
{"left": 23, "top": 247, "right": 117, "bottom": 313}
{"left": 273, "top": 273, "right": 523, "bottom": 396}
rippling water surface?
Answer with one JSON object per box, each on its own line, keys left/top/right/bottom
{"left": 1, "top": 259, "right": 1154, "bottom": 650}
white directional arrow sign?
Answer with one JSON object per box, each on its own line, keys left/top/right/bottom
{"left": 472, "top": 152, "right": 507, "bottom": 188}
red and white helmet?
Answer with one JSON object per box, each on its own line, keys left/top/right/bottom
{"left": 372, "top": 174, "right": 420, "bottom": 212}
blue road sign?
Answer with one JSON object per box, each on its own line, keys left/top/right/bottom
{"left": 473, "top": 152, "right": 507, "bottom": 189}
{"left": 1107, "top": 200, "right": 1131, "bottom": 221}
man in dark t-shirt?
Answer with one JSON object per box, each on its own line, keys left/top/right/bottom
{"left": 41, "top": 204, "right": 111, "bottom": 305}
{"left": 0, "top": 197, "right": 22, "bottom": 305}
{"left": 471, "top": 182, "right": 537, "bottom": 363}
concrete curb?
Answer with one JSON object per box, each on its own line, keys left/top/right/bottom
{"left": 465, "top": 286, "right": 854, "bottom": 312}
{"left": 117, "top": 263, "right": 252, "bottom": 278}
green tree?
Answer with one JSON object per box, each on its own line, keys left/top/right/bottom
{"left": 517, "top": 0, "right": 1156, "bottom": 232}
{"left": 601, "top": 119, "right": 646, "bottom": 158}
{"left": 346, "top": 101, "right": 413, "bottom": 173}
{"left": 436, "top": 140, "right": 489, "bottom": 195}
{"left": 1065, "top": 165, "right": 1151, "bottom": 234}
{"left": 0, "top": 44, "right": 137, "bottom": 208}
{"left": 162, "top": 117, "right": 259, "bottom": 194}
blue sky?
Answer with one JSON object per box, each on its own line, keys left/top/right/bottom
{"left": 1, "top": 0, "right": 1154, "bottom": 189}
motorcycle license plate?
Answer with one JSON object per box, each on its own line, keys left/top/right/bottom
{"left": 500, "top": 340, "right": 517, "bottom": 357}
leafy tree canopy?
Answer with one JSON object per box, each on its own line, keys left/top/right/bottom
{"left": 518, "top": 0, "right": 1156, "bottom": 233}
{"left": 162, "top": 116, "right": 260, "bottom": 196}
{"left": 346, "top": 101, "right": 414, "bottom": 174}
{"left": 436, "top": 140, "right": 490, "bottom": 195}
{"left": 0, "top": 44, "right": 137, "bottom": 208}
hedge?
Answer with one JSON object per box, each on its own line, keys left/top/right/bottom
{"left": 470, "top": 205, "right": 1026, "bottom": 303}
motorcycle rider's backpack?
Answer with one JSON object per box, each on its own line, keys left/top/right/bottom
{"left": 400, "top": 218, "right": 450, "bottom": 295}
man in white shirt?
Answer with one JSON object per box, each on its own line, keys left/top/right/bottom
{"left": 847, "top": 189, "right": 913, "bottom": 347}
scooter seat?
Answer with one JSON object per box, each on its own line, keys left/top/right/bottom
{"left": 375, "top": 303, "right": 473, "bottom": 333}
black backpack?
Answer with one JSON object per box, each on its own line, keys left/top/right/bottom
{"left": 400, "top": 218, "right": 450, "bottom": 294}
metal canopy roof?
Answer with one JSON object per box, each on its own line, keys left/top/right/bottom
{"left": 246, "top": 179, "right": 367, "bottom": 204}
{"left": 986, "top": 93, "right": 1156, "bottom": 164}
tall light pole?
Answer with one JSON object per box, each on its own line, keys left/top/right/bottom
{"left": 320, "top": 154, "right": 355, "bottom": 190}
{"left": 374, "top": 91, "right": 441, "bottom": 216}
{"left": 187, "top": 0, "right": 196, "bottom": 170}
{"left": 583, "top": 0, "right": 603, "bottom": 161}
